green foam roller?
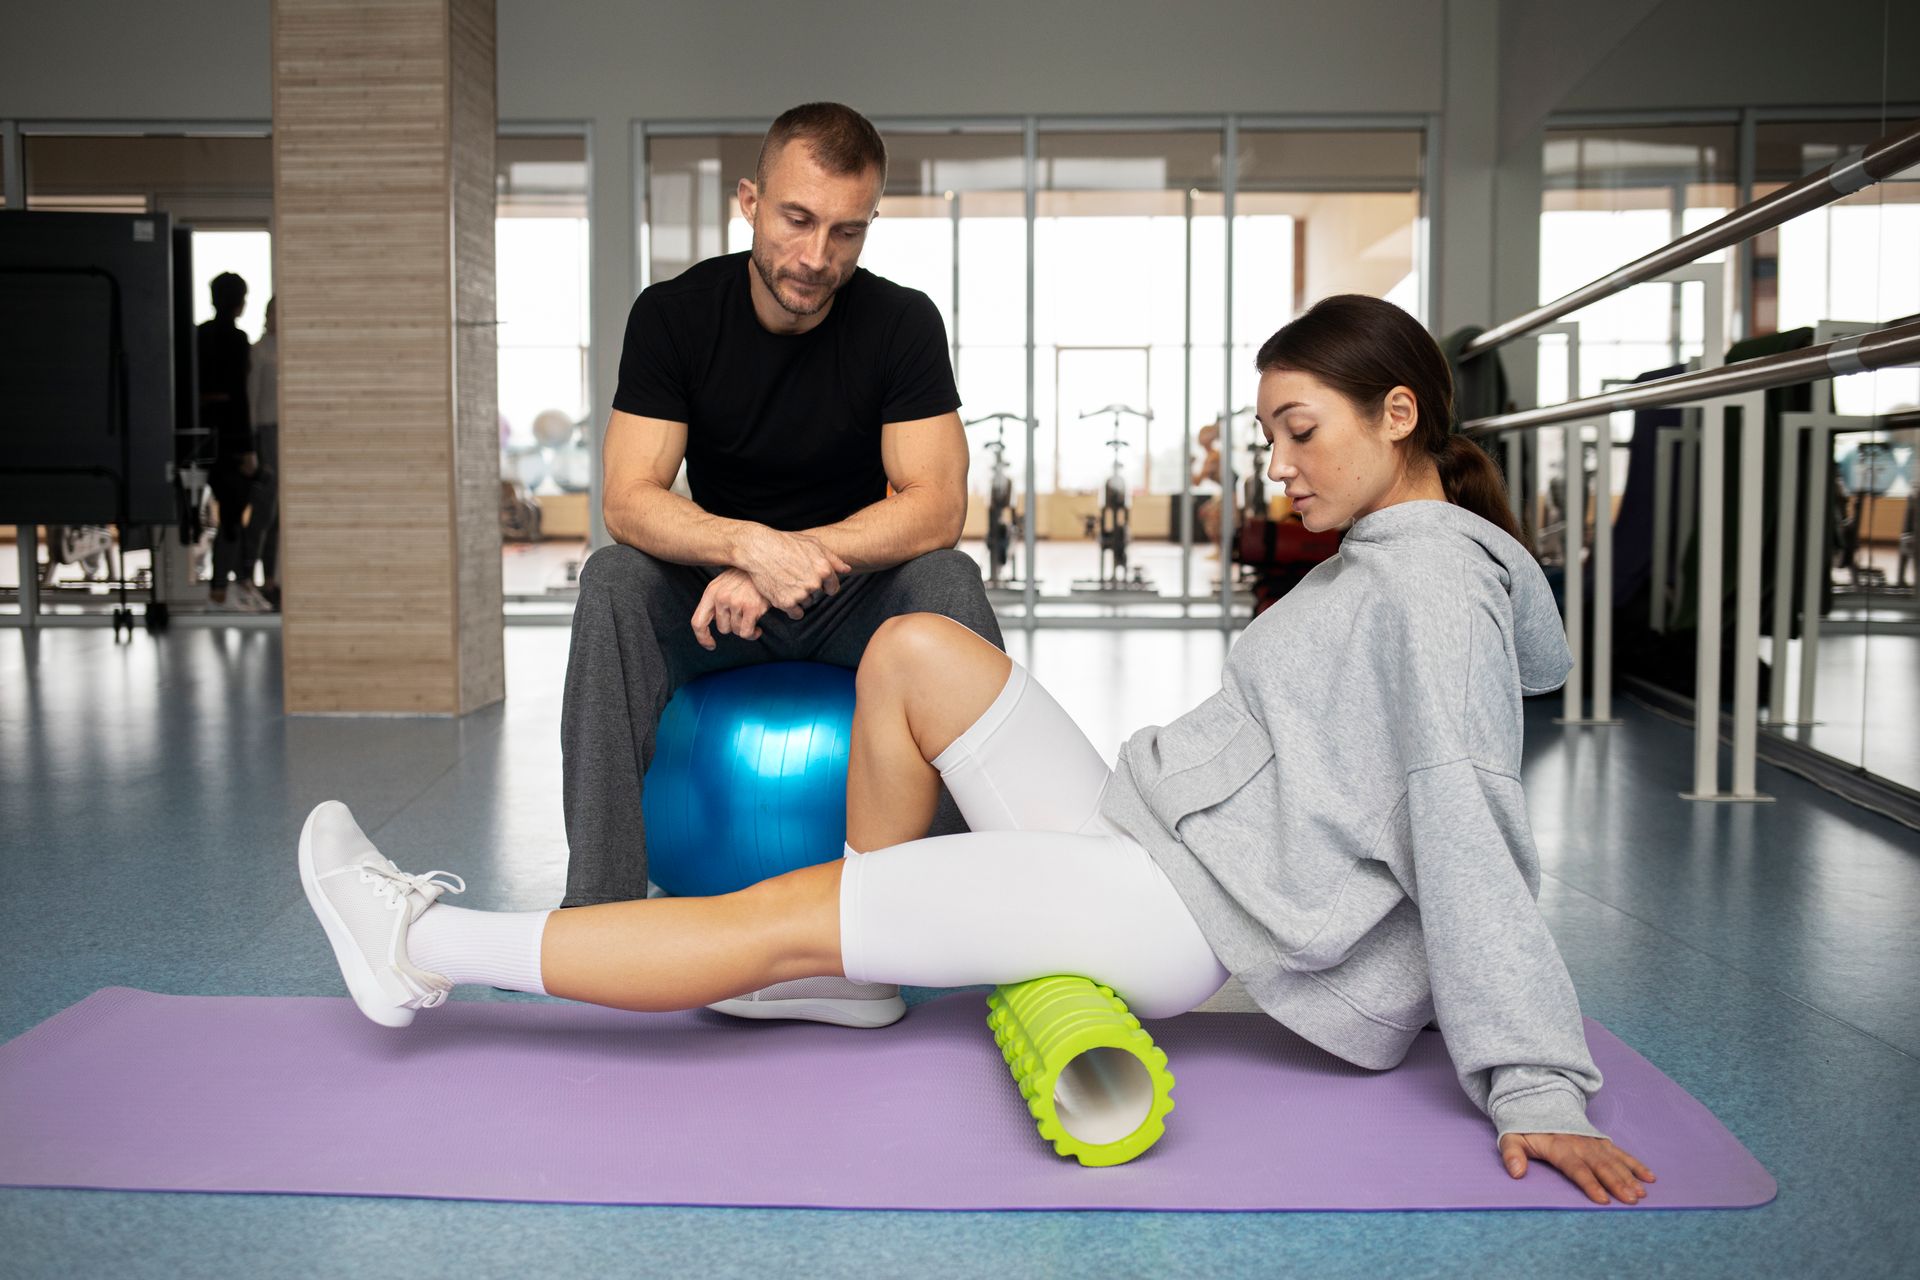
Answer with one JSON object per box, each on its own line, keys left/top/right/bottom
{"left": 985, "top": 975, "right": 1175, "bottom": 1167}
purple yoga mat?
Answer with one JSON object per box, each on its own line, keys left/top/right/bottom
{"left": 0, "top": 987, "right": 1772, "bottom": 1212}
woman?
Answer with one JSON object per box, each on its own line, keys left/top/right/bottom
{"left": 299, "top": 295, "right": 1654, "bottom": 1205}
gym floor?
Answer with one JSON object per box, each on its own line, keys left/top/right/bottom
{"left": 2, "top": 627, "right": 1916, "bottom": 1278}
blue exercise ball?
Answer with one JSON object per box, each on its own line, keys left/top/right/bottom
{"left": 642, "top": 661, "right": 857, "bottom": 898}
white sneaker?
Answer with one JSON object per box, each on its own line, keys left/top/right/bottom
{"left": 706, "top": 975, "right": 906, "bottom": 1029}
{"left": 207, "top": 583, "right": 269, "bottom": 613}
{"left": 298, "top": 800, "right": 466, "bottom": 1028}
{"left": 228, "top": 582, "right": 273, "bottom": 613}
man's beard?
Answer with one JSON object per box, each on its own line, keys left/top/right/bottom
{"left": 750, "top": 241, "right": 844, "bottom": 317}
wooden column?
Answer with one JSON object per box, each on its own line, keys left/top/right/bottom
{"left": 271, "top": 0, "right": 503, "bottom": 714}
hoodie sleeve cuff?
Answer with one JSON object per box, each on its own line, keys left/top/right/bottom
{"left": 1489, "top": 1086, "right": 1607, "bottom": 1143}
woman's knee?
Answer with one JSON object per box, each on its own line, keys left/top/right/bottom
{"left": 746, "top": 859, "right": 848, "bottom": 980}
{"left": 860, "top": 613, "right": 954, "bottom": 684}
{"left": 860, "top": 613, "right": 1004, "bottom": 703}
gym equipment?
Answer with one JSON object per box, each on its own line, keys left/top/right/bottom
{"left": 1, "top": 213, "right": 201, "bottom": 636}
{"left": 964, "top": 411, "right": 1027, "bottom": 588}
{"left": 641, "top": 662, "right": 856, "bottom": 898}
{"left": 1238, "top": 516, "right": 1343, "bottom": 616}
{"left": 0, "top": 986, "right": 1775, "bottom": 1210}
{"left": 503, "top": 441, "right": 549, "bottom": 491}
{"left": 987, "top": 975, "right": 1174, "bottom": 1166}
{"left": 531, "top": 408, "right": 576, "bottom": 449}
{"left": 521, "top": 409, "right": 592, "bottom": 493}
{"left": 1071, "top": 404, "right": 1153, "bottom": 593}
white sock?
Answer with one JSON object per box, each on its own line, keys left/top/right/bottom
{"left": 844, "top": 841, "right": 860, "bottom": 858}
{"left": 409, "top": 905, "right": 552, "bottom": 995}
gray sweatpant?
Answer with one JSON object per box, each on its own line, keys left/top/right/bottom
{"left": 559, "top": 544, "right": 1005, "bottom": 907}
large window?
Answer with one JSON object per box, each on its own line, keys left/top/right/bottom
{"left": 496, "top": 135, "right": 591, "bottom": 472}
{"left": 1035, "top": 129, "right": 1224, "bottom": 503}
{"left": 495, "top": 132, "right": 592, "bottom": 600}
{"left": 859, "top": 132, "right": 1028, "bottom": 578}
{"left": 1755, "top": 119, "right": 1920, "bottom": 416}
{"left": 1540, "top": 124, "right": 1737, "bottom": 401}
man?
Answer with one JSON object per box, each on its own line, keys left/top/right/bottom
{"left": 196, "top": 273, "right": 274, "bottom": 612}
{"left": 561, "top": 103, "right": 1003, "bottom": 1027}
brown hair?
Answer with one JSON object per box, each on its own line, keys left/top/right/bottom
{"left": 1254, "top": 294, "right": 1531, "bottom": 552}
{"left": 754, "top": 102, "right": 888, "bottom": 192}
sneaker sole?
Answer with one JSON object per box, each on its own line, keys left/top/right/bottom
{"left": 297, "top": 804, "right": 415, "bottom": 1029}
{"left": 705, "top": 994, "right": 906, "bottom": 1029}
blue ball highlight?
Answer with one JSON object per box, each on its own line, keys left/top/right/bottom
{"left": 642, "top": 662, "right": 858, "bottom": 898}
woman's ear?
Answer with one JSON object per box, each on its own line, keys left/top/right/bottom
{"left": 1382, "top": 386, "right": 1419, "bottom": 442}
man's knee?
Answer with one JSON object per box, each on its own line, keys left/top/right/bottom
{"left": 889, "top": 549, "right": 990, "bottom": 611}
{"left": 576, "top": 542, "right": 668, "bottom": 603}
{"left": 896, "top": 547, "right": 979, "bottom": 586}
{"left": 892, "top": 548, "right": 1001, "bottom": 645}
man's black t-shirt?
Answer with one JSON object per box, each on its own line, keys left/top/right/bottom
{"left": 612, "top": 251, "right": 959, "bottom": 532}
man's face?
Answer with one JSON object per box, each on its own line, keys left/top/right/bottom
{"left": 739, "top": 141, "right": 880, "bottom": 317}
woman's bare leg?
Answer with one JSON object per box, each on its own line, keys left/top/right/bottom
{"left": 846, "top": 614, "right": 1013, "bottom": 851}
{"left": 540, "top": 859, "right": 847, "bottom": 1012}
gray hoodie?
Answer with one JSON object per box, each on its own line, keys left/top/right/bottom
{"left": 1099, "top": 500, "right": 1605, "bottom": 1141}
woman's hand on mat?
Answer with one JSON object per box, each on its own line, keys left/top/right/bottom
{"left": 692, "top": 569, "right": 774, "bottom": 649}
{"left": 1499, "top": 1132, "right": 1655, "bottom": 1205}
{"left": 735, "top": 527, "right": 853, "bottom": 613}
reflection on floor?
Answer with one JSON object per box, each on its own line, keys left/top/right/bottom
{"left": 3, "top": 627, "right": 1917, "bottom": 1275}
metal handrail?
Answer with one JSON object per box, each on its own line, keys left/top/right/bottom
{"left": 1463, "top": 318, "right": 1920, "bottom": 436}
{"left": 1461, "top": 120, "right": 1920, "bottom": 359}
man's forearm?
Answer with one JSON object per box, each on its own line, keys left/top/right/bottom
{"left": 604, "top": 482, "right": 755, "bottom": 568}
{"left": 802, "top": 485, "right": 965, "bottom": 572}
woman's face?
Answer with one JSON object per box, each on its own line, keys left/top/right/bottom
{"left": 1256, "top": 368, "right": 1423, "bottom": 532}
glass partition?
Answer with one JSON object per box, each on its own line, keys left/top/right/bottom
{"left": 637, "top": 118, "right": 1429, "bottom": 620}
{"left": 644, "top": 134, "right": 761, "bottom": 285}
{"left": 1540, "top": 124, "right": 1738, "bottom": 399}
{"left": 497, "top": 133, "right": 592, "bottom": 602}
{"left": 1035, "top": 129, "right": 1225, "bottom": 598}
{"left": 860, "top": 131, "right": 1028, "bottom": 589}
{"left": 1752, "top": 117, "right": 1920, "bottom": 790}
{"left": 1536, "top": 113, "right": 1920, "bottom": 796}
{"left": 1231, "top": 127, "right": 1426, "bottom": 558}
{"left": 1534, "top": 124, "right": 1740, "bottom": 720}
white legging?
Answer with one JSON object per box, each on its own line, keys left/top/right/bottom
{"left": 837, "top": 659, "right": 1231, "bottom": 1019}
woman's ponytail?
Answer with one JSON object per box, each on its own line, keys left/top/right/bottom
{"left": 1434, "top": 434, "right": 1533, "bottom": 554}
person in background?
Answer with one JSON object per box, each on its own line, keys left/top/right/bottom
{"left": 245, "top": 297, "right": 282, "bottom": 611}
{"left": 197, "top": 272, "right": 273, "bottom": 612}
{"left": 1193, "top": 419, "right": 1223, "bottom": 557}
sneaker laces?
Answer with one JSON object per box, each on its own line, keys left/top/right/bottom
{"left": 353, "top": 859, "right": 467, "bottom": 1008}
{"left": 356, "top": 858, "right": 467, "bottom": 908}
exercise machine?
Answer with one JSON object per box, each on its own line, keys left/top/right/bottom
{"left": 963, "top": 412, "right": 1027, "bottom": 589}
{"left": 1071, "top": 404, "right": 1153, "bottom": 593}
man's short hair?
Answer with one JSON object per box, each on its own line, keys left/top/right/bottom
{"left": 754, "top": 102, "right": 888, "bottom": 193}
{"left": 209, "top": 272, "right": 247, "bottom": 312}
